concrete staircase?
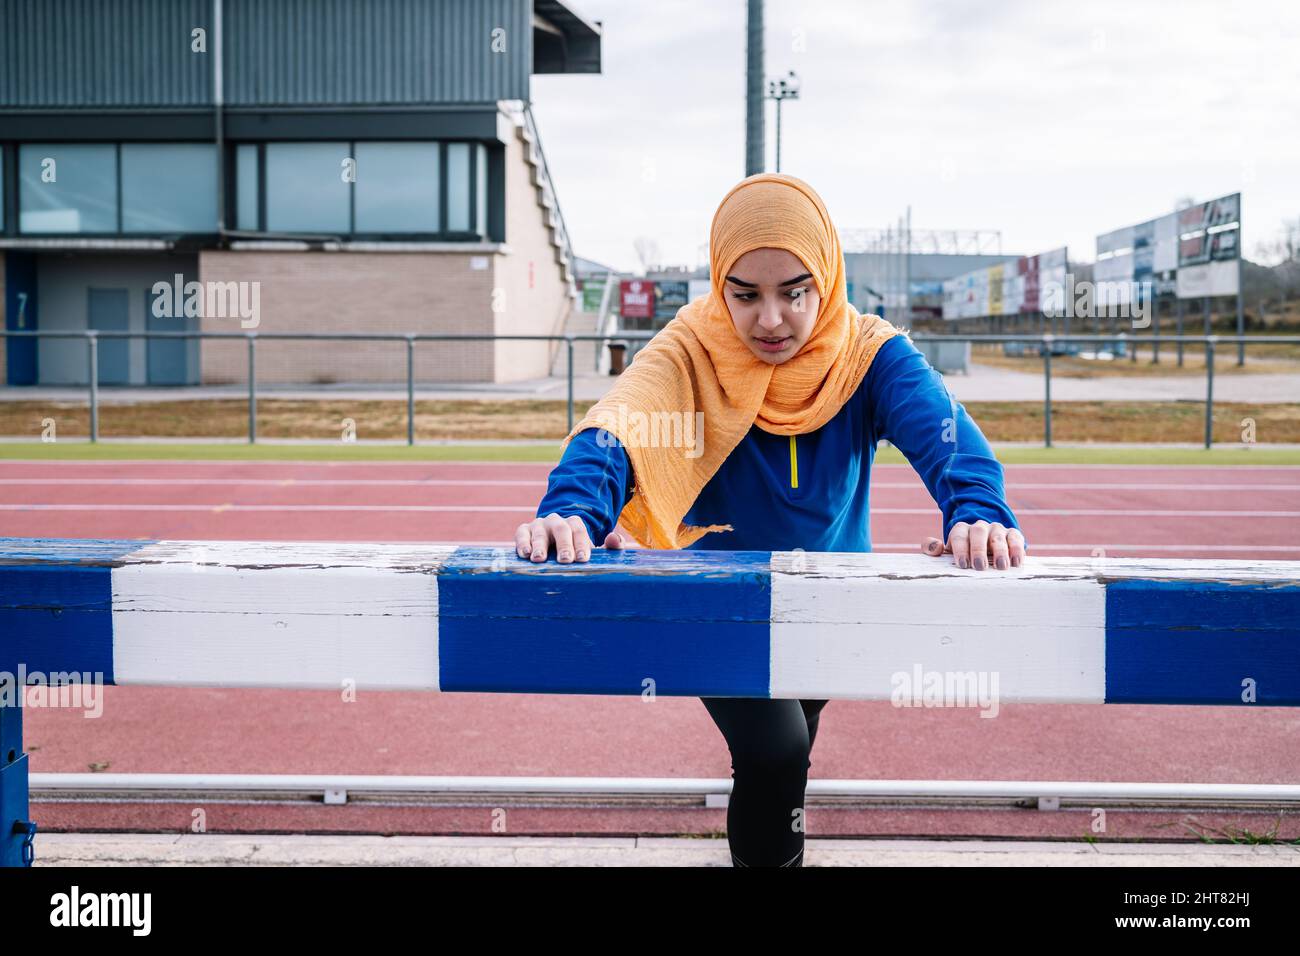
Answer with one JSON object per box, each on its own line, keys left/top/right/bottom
{"left": 550, "top": 305, "right": 603, "bottom": 377}
{"left": 502, "top": 99, "right": 577, "bottom": 299}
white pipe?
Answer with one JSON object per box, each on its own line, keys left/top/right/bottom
{"left": 29, "top": 774, "right": 1300, "bottom": 806}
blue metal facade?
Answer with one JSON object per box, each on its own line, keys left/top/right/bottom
{"left": 0, "top": 0, "right": 547, "bottom": 108}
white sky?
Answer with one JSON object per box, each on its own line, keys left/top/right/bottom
{"left": 530, "top": 0, "right": 1300, "bottom": 273}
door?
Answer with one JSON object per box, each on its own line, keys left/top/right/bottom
{"left": 146, "top": 286, "right": 190, "bottom": 385}
{"left": 4, "top": 252, "right": 38, "bottom": 385}
{"left": 87, "top": 288, "right": 130, "bottom": 385}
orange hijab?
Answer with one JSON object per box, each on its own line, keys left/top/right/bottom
{"left": 561, "top": 172, "right": 903, "bottom": 549}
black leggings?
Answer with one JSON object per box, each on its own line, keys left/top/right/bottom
{"left": 700, "top": 697, "right": 830, "bottom": 867}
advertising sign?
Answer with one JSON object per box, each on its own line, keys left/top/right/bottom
{"left": 619, "top": 279, "right": 653, "bottom": 319}
{"left": 581, "top": 278, "right": 609, "bottom": 312}
{"left": 1177, "top": 260, "right": 1238, "bottom": 298}
{"left": 1154, "top": 212, "right": 1179, "bottom": 272}
{"left": 654, "top": 280, "right": 689, "bottom": 320}
{"left": 941, "top": 248, "right": 1065, "bottom": 319}
{"left": 1097, "top": 194, "right": 1239, "bottom": 301}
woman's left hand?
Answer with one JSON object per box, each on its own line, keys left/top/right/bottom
{"left": 922, "top": 521, "right": 1026, "bottom": 570}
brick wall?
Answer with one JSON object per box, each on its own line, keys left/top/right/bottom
{"left": 198, "top": 250, "right": 498, "bottom": 385}
{"left": 195, "top": 117, "right": 578, "bottom": 388}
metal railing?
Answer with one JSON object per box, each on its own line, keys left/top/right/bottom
{"left": 593, "top": 270, "right": 620, "bottom": 374}
{"left": 1, "top": 329, "right": 655, "bottom": 443}
{"left": 520, "top": 102, "right": 577, "bottom": 290}
{"left": 1, "top": 330, "right": 1297, "bottom": 449}
{"left": 914, "top": 332, "right": 1300, "bottom": 449}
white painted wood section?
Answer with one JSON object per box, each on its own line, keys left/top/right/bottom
{"left": 768, "top": 553, "right": 1107, "bottom": 703}
{"left": 111, "top": 541, "right": 455, "bottom": 690}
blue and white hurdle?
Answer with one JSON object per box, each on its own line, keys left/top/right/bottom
{"left": 2, "top": 536, "right": 1298, "bottom": 865}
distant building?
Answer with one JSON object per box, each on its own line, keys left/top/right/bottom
{"left": 572, "top": 256, "right": 621, "bottom": 282}
{"left": 0, "top": 0, "right": 601, "bottom": 386}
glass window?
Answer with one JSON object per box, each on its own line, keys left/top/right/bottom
{"left": 475, "top": 144, "right": 487, "bottom": 237}
{"left": 265, "top": 142, "right": 351, "bottom": 233}
{"left": 446, "top": 142, "right": 471, "bottom": 233}
{"left": 354, "top": 142, "right": 440, "bottom": 233}
{"left": 18, "top": 144, "right": 118, "bottom": 233}
{"left": 121, "top": 144, "right": 217, "bottom": 233}
{"left": 236, "top": 144, "right": 260, "bottom": 231}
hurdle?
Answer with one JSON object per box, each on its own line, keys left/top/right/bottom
{"left": 2, "top": 537, "right": 1298, "bottom": 866}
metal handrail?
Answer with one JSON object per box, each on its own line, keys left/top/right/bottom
{"left": 2, "top": 330, "right": 1295, "bottom": 450}
{"left": 594, "top": 269, "right": 619, "bottom": 374}
{"left": 521, "top": 101, "right": 576, "bottom": 289}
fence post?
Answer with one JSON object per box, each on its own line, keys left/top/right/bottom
{"left": 566, "top": 335, "right": 575, "bottom": 434}
{"left": 0, "top": 696, "right": 31, "bottom": 867}
{"left": 86, "top": 332, "right": 99, "bottom": 443}
{"left": 1152, "top": 297, "right": 1161, "bottom": 364}
{"left": 406, "top": 335, "right": 416, "bottom": 447}
{"left": 1205, "top": 335, "right": 1216, "bottom": 449}
{"left": 1237, "top": 205, "right": 1245, "bottom": 366}
{"left": 247, "top": 334, "right": 257, "bottom": 444}
{"left": 1042, "top": 334, "right": 1053, "bottom": 449}
{"left": 1176, "top": 299, "right": 1185, "bottom": 366}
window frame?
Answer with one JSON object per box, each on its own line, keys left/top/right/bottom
{"left": 15, "top": 142, "right": 124, "bottom": 237}
{"left": 5, "top": 139, "right": 493, "bottom": 242}
{"left": 239, "top": 139, "right": 489, "bottom": 241}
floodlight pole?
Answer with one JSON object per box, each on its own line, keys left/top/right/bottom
{"left": 765, "top": 71, "right": 800, "bottom": 173}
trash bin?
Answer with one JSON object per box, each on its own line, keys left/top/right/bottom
{"left": 608, "top": 342, "right": 627, "bottom": 375}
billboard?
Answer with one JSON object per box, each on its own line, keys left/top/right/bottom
{"left": 581, "top": 277, "right": 611, "bottom": 312}
{"left": 654, "top": 280, "right": 689, "bottom": 320}
{"left": 987, "top": 264, "right": 1005, "bottom": 316}
{"left": 1096, "top": 194, "right": 1239, "bottom": 302}
{"left": 1153, "top": 213, "right": 1179, "bottom": 272}
{"left": 619, "top": 279, "right": 653, "bottom": 319}
{"left": 1176, "top": 260, "right": 1238, "bottom": 298}
{"left": 941, "top": 247, "right": 1066, "bottom": 320}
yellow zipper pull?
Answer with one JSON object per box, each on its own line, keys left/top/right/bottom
{"left": 789, "top": 434, "right": 799, "bottom": 489}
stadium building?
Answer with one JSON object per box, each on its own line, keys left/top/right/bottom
{"left": 0, "top": 0, "right": 600, "bottom": 387}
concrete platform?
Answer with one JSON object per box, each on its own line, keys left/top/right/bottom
{"left": 32, "top": 833, "right": 1300, "bottom": 867}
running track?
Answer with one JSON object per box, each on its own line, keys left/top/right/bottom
{"left": 5, "top": 459, "right": 1299, "bottom": 842}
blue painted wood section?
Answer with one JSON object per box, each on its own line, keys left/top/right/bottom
{"left": 437, "top": 547, "right": 775, "bottom": 697}
{"left": 1105, "top": 580, "right": 1300, "bottom": 705}
{"left": 0, "top": 538, "right": 150, "bottom": 683}
{"left": 0, "top": 537, "right": 154, "bottom": 564}
{"left": 0, "top": 568, "right": 116, "bottom": 682}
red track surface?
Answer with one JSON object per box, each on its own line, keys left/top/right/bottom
{"left": 5, "top": 459, "right": 1299, "bottom": 840}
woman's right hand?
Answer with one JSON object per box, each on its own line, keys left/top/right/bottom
{"left": 515, "top": 514, "right": 634, "bottom": 563}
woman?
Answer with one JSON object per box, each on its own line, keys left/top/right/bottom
{"left": 514, "top": 173, "right": 1027, "bottom": 867}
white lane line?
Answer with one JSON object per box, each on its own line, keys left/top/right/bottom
{"left": 976, "top": 483, "right": 1300, "bottom": 491}
{"left": 0, "top": 477, "right": 544, "bottom": 487}
{"left": 0, "top": 459, "right": 1297, "bottom": 471}
{"left": 2, "top": 504, "right": 1297, "bottom": 517}
{"left": 1, "top": 478, "right": 1298, "bottom": 493}
{"left": 0, "top": 503, "right": 540, "bottom": 512}
{"left": 870, "top": 509, "right": 1300, "bottom": 517}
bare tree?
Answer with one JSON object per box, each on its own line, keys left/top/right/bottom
{"left": 632, "top": 236, "right": 661, "bottom": 274}
{"left": 1283, "top": 216, "right": 1300, "bottom": 263}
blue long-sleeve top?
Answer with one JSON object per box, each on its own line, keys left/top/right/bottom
{"left": 535, "top": 333, "right": 1023, "bottom": 552}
